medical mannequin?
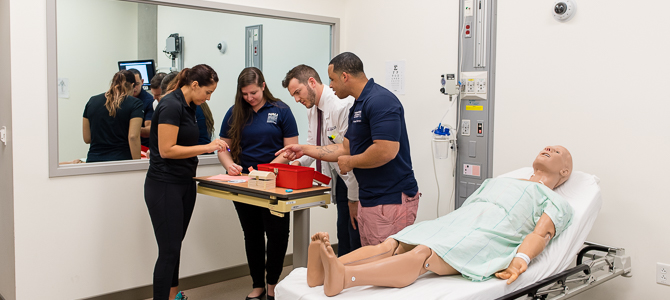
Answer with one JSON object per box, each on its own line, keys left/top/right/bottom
{"left": 307, "top": 145, "right": 573, "bottom": 297}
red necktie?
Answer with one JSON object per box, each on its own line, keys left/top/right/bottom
{"left": 316, "top": 109, "right": 322, "bottom": 173}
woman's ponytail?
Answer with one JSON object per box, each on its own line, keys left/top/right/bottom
{"left": 104, "top": 70, "right": 135, "bottom": 117}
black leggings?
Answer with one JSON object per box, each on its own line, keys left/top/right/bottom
{"left": 144, "top": 177, "right": 197, "bottom": 300}
{"left": 234, "top": 202, "right": 290, "bottom": 288}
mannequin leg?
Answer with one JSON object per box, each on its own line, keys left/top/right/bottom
{"left": 320, "top": 240, "right": 459, "bottom": 297}
{"left": 320, "top": 239, "right": 429, "bottom": 297}
{"left": 307, "top": 232, "right": 404, "bottom": 287}
{"left": 307, "top": 234, "right": 326, "bottom": 287}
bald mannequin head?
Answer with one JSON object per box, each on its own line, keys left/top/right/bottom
{"left": 531, "top": 145, "right": 573, "bottom": 189}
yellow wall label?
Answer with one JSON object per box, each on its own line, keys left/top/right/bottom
{"left": 466, "top": 105, "right": 484, "bottom": 111}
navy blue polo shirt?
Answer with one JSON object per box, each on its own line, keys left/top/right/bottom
{"left": 345, "top": 78, "right": 418, "bottom": 207}
{"left": 147, "top": 89, "right": 200, "bottom": 184}
{"left": 220, "top": 101, "right": 298, "bottom": 170}
{"left": 138, "top": 88, "right": 155, "bottom": 148}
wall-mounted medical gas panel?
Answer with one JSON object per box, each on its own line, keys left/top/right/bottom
{"left": 455, "top": 0, "right": 497, "bottom": 209}
{"left": 245, "top": 25, "right": 263, "bottom": 70}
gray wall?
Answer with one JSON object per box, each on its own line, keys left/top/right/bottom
{"left": 0, "top": 0, "right": 16, "bottom": 298}
{"left": 138, "top": 3, "right": 158, "bottom": 62}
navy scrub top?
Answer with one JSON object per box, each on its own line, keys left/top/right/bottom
{"left": 147, "top": 89, "right": 200, "bottom": 184}
{"left": 345, "top": 78, "right": 418, "bottom": 207}
{"left": 220, "top": 101, "right": 299, "bottom": 170}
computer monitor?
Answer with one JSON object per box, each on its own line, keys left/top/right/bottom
{"left": 118, "top": 60, "right": 156, "bottom": 87}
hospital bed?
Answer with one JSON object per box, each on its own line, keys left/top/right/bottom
{"left": 275, "top": 168, "right": 632, "bottom": 299}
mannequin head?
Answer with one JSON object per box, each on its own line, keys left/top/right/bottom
{"left": 532, "top": 145, "right": 573, "bottom": 189}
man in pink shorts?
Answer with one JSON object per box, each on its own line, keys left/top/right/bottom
{"left": 277, "top": 52, "right": 420, "bottom": 246}
{"left": 356, "top": 191, "right": 420, "bottom": 246}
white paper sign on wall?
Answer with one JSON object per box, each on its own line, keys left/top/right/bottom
{"left": 385, "top": 61, "right": 405, "bottom": 95}
{"left": 58, "top": 77, "right": 70, "bottom": 99}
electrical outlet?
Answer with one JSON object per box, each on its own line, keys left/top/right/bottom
{"left": 658, "top": 263, "right": 670, "bottom": 286}
{"left": 461, "top": 120, "right": 471, "bottom": 136}
{"left": 466, "top": 80, "right": 475, "bottom": 93}
{"left": 476, "top": 78, "right": 487, "bottom": 93}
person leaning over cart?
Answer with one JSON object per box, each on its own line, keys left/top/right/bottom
{"left": 217, "top": 67, "right": 299, "bottom": 300}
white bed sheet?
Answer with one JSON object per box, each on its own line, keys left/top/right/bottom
{"left": 276, "top": 168, "right": 602, "bottom": 300}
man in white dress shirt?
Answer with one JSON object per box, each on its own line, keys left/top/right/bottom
{"left": 282, "top": 64, "right": 361, "bottom": 256}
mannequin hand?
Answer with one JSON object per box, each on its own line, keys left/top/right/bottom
{"left": 226, "top": 163, "right": 243, "bottom": 176}
{"left": 338, "top": 155, "right": 354, "bottom": 174}
{"left": 276, "top": 144, "right": 304, "bottom": 160}
{"left": 495, "top": 257, "right": 528, "bottom": 284}
{"left": 348, "top": 201, "right": 358, "bottom": 230}
{"left": 207, "top": 139, "right": 228, "bottom": 153}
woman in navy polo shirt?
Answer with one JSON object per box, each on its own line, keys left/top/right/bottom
{"left": 217, "top": 67, "right": 298, "bottom": 300}
{"left": 144, "top": 64, "right": 227, "bottom": 300}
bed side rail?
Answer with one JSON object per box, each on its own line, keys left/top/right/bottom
{"left": 495, "top": 242, "right": 631, "bottom": 300}
{"left": 494, "top": 265, "right": 590, "bottom": 300}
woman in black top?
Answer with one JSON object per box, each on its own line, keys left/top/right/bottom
{"left": 144, "top": 64, "right": 227, "bottom": 300}
{"left": 82, "top": 70, "right": 143, "bottom": 162}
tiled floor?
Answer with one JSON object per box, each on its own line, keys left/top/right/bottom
{"left": 145, "top": 265, "right": 293, "bottom": 300}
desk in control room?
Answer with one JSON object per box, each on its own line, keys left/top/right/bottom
{"left": 194, "top": 176, "right": 331, "bottom": 268}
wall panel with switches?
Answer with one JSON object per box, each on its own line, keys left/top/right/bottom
{"left": 455, "top": 0, "right": 497, "bottom": 208}
{"left": 245, "top": 25, "right": 263, "bottom": 70}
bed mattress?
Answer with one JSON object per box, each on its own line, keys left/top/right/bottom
{"left": 275, "top": 168, "right": 602, "bottom": 300}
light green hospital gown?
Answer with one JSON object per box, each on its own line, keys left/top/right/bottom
{"left": 390, "top": 177, "right": 573, "bottom": 281}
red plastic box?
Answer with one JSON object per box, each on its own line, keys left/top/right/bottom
{"left": 257, "top": 163, "right": 331, "bottom": 190}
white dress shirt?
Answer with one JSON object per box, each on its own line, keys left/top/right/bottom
{"left": 296, "top": 86, "right": 359, "bottom": 201}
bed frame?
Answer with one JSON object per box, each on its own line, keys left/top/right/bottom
{"left": 496, "top": 241, "right": 632, "bottom": 300}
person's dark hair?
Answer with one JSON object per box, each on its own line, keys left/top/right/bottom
{"left": 200, "top": 102, "right": 215, "bottom": 139}
{"left": 150, "top": 72, "right": 167, "bottom": 90}
{"left": 281, "top": 64, "right": 322, "bottom": 88}
{"left": 160, "top": 71, "right": 179, "bottom": 95}
{"left": 173, "top": 64, "right": 219, "bottom": 91}
{"left": 329, "top": 52, "right": 364, "bottom": 76}
{"left": 127, "top": 68, "right": 142, "bottom": 79}
{"left": 228, "top": 67, "right": 283, "bottom": 162}
{"left": 104, "top": 70, "right": 136, "bottom": 117}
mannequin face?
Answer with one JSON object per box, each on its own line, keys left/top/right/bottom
{"left": 287, "top": 78, "right": 318, "bottom": 109}
{"left": 532, "top": 145, "right": 572, "bottom": 178}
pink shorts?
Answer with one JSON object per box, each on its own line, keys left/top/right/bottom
{"left": 357, "top": 191, "right": 421, "bottom": 246}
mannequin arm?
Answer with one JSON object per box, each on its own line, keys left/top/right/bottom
{"left": 495, "top": 213, "right": 556, "bottom": 284}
